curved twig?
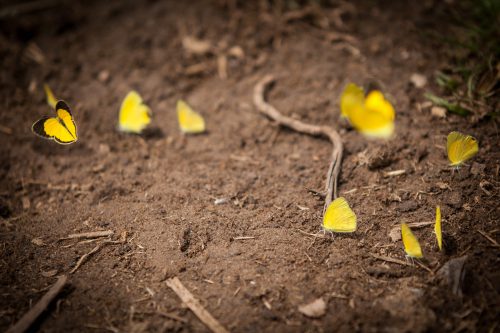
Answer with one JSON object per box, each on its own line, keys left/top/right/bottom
{"left": 253, "top": 75, "right": 343, "bottom": 214}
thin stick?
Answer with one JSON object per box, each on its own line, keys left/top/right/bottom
{"left": 233, "top": 236, "right": 255, "bottom": 240}
{"left": 370, "top": 254, "right": 412, "bottom": 267}
{"left": 166, "top": 277, "right": 230, "bottom": 333}
{"left": 70, "top": 245, "right": 101, "bottom": 274}
{"left": 477, "top": 230, "right": 500, "bottom": 247}
{"left": 6, "top": 275, "right": 67, "bottom": 333}
{"left": 62, "top": 230, "right": 114, "bottom": 240}
{"left": 296, "top": 229, "right": 329, "bottom": 239}
{"left": 254, "top": 75, "right": 343, "bottom": 213}
{"left": 383, "top": 169, "right": 406, "bottom": 177}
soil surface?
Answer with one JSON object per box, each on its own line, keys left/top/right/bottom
{"left": 1, "top": 1, "right": 499, "bottom": 332}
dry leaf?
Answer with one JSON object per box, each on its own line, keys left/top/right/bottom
{"left": 436, "top": 256, "right": 468, "bottom": 297}
{"left": 298, "top": 298, "right": 326, "bottom": 318}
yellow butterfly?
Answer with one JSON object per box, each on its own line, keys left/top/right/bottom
{"left": 32, "top": 100, "right": 77, "bottom": 144}
{"left": 401, "top": 222, "right": 423, "bottom": 258}
{"left": 435, "top": 205, "right": 442, "bottom": 251}
{"left": 44, "top": 84, "right": 57, "bottom": 108}
{"left": 323, "top": 197, "right": 357, "bottom": 233}
{"left": 339, "top": 83, "right": 395, "bottom": 138}
{"left": 118, "top": 91, "right": 151, "bottom": 134}
{"left": 447, "top": 131, "right": 478, "bottom": 166}
{"left": 177, "top": 100, "right": 205, "bottom": 134}
{"left": 340, "top": 83, "right": 364, "bottom": 118}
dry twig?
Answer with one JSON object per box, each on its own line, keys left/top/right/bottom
{"left": 6, "top": 275, "right": 67, "bottom": 333}
{"left": 477, "top": 230, "right": 500, "bottom": 247}
{"left": 62, "top": 230, "right": 114, "bottom": 240}
{"left": 70, "top": 245, "right": 102, "bottom": 274}
{"left": 70, "top": 236, "right": 125, "bottom": 274}
{"left": 166, "top": 277, "right": 229, "bottom": 333}
{"left": 233, "top": 236, "right": 255, "bottom": 240}
{"left": 371, "top": 254, "right": 411, "bottom": 267}
{"left": 253, "top": 75, "right": 343, "bottom": 213}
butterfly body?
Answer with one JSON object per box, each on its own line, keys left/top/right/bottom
{"left": 322, "top": 197, "right": 357, "bottom": 233}
{"left": 32, "top": 100, "right": 77, "bottom": 144}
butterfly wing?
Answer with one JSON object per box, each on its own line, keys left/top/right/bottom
{"left": 56, "top": 101, "right": 77, "bottom": 141}
{"left": 32, "top": 116, "right": 76, "bottom": 144}
{"left": 118, "top": 91, "right": 151, "bottom": 134}
{"left": 177, "top": 100, "right": 205, "bottom": 134}
{"left": 401, "top": 223, "right": 423, "bottom": 258}
{"left": 340, "top": 83, "right": 364, "bottom": 118}
{"left": 323, "top": 197, "right": 357, "bottom": 233}
{"left": 44, "top": 84, "right": 57, "bottom": 108}
{"left": 435, "top": 205, "right": 442, "bottom": 250}
{"left": 347, "top": 90, "right": 395, "bottom": 139}
{"left": 447, "top": 131, "right": 478, "bottom": 166}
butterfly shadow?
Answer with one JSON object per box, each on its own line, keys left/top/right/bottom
{"left": 442, "top": 232, "right": 458, "bottom": 256}
{"left": 141, "top": 127, "right": 165, "bottom": 140}
{"left": 31, "top": 139, "right": 94, "bottom": 157}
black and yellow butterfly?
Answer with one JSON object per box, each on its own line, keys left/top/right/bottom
{"left": 32, "top": 100, "right": 78, "bottom": 144}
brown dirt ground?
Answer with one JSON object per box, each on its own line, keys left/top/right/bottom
{"left": 0, "top": 1, "right": 499, "bottom": 332}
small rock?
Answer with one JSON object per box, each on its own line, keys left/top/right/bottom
{"left": 410, "top": 73, "right": 427, "bottom": 88}
{"left": 98, "top": 70, "right": 110, "bottom": 82}
{"left": 31, "top": 238, "right": 45, "bottom": 246}
{"left": 98, "top": 143, "right": 110, "bottom": 155}
{"left": 298, "top": 298, "right": 327, "bottom": 318}
{"left": 431, "top": 106, "right": 447, "bottom": 118}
